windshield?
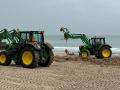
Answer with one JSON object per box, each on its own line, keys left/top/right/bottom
{"left": 91, "top": 38, "right": 105, "bottom": 45}
{"left": 20, "top": 32, "right": 44, "bottom": 43}
{"left": 33, "top": 33, "right": 42, "bottom": 42}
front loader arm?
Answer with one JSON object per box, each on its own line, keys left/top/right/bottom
{"left": 0, "top": 29, "right": 15, "bottom": 43}
{"left": 0, "top": 29, "right": 20, "bottom": 44}
{"left": 60, "top": 27, "right": 92, "bottom": 48}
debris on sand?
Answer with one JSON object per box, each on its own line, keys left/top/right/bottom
{"left": 54, "top": 54, "right": 120, "bottom": 66}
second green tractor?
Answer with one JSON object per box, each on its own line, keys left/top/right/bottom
{"left": 60, "top": 27, "right": 112, "bottom": 59}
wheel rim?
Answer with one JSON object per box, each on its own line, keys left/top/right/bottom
{"left": 102, "top": 49, "right": 110, "bottom": 58}
{"left": 0, "top": 54, "right": 6, "bottom": 64}
{"left": 22, "top": 51, "right": 33, "bottom": 65}
{"left": 81, "top": 52, "right": 88, "bottom": 58}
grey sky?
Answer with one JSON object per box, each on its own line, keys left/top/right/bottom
{"left": 0, "top": 0, "right": 120, "bottom": 35}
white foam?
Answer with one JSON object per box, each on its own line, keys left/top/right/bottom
{"left": 54, "top": 47, "right": 79, "bottom": 53}
{"left": 54, "top": 46, "right": 120, "bottom": 54}
{"left": 111, "top": 48, "right": 120, "bottom": 54}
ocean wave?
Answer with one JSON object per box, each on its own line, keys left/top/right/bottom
{"left": 54, "top": 46, "right": 120, "bottom": 54}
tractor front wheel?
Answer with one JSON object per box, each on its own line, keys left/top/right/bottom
{"left": 20, "top": 48, "right": 38, "bottom": 68}
{"left": 79, "top": 50, "right": 90, "bottom": 59}
{"left": 99, "top": 46, "right": 112, "bottom": 58}
{"left": 0, "top": 52, "right": 11, "bottom": 66}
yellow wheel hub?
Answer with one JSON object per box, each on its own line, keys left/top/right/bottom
{"left": 0, "top": 54, "right": 6, "bottom": 64}
{"left": 81, "top": 52, "right": 88, "bottom": 58}
{"left": 22, "top": 51, "right": 33, "bottom": 65}
{"left": 102, "top": 49, "right": 110, "bottom": 58}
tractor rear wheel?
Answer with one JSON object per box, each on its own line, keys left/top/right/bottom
{"left": 38, "top": 49, "right": 54, "bottom": 67}
{"left": 20, "top": 47, "right": 38, "bottom": 68}
{"left": 79, "top": 50, "right": 90, "bottom": 58}
{"left": 99, "top": 46, "right": 112, "bottom": 58}
{"left": 0, "top": 52, "right": 11, "bottom": 66}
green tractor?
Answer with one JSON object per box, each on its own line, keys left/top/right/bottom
{"left": 60, "top": 27, "right": 112, "bottom": 59}
{"left": 0, "top": 29, "right": 54, "bottom": 68}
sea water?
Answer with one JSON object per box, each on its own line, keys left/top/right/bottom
{"left": 45, "top": 35, "right": 120, "bottom": 54}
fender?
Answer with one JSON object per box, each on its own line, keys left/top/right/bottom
{"left": 20, "top": 44, "right": 35, "bottom": 50}
{"left": 98, "top": 44, "right": 112, "bottom": 50}
{"left": 44, "top": 42, "right": 54, "bottom": 49}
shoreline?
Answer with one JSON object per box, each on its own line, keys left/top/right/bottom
{"left": 53, "top": 47, "right": 120, "bottom": 55}
{"left": 54, "top": 51, "right": 120, "bottom": 57}
{"left": 54, "top": 51, "right": 120, "bottom": 66}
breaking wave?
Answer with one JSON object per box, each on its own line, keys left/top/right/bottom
{"left": 54, "top": 46, "right": 120, "bottom": 54}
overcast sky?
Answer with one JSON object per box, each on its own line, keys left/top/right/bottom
{"left": 0, "top": 0, "right": 120, "bottom": 35}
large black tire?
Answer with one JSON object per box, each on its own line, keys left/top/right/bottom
{"left": 98, "top": 46, "right": 112, "bottom": 59}
{"left": 20, "top": 47, "right": 38, "bottom": 68}
{"left": 38, "top": 49, "right": 54, "bottom": 67}
{"left": 79, "top": 50, "right": 90, "bottom": 59}
{"left": 0, "top": 52, "right": 11, "bottom": 66}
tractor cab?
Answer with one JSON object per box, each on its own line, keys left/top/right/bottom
{"left": 19, "top": 31, "right": 44, "bottom": 43}
{"left": 89, "top": 37, "right": 106, "bottom": 54}
{"left": 90, "top": 37, "right": 105, "bottom": 46}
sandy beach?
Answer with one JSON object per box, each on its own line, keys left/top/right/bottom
{"left": 0, "top": 53, "right": 120, "bottom": 90}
